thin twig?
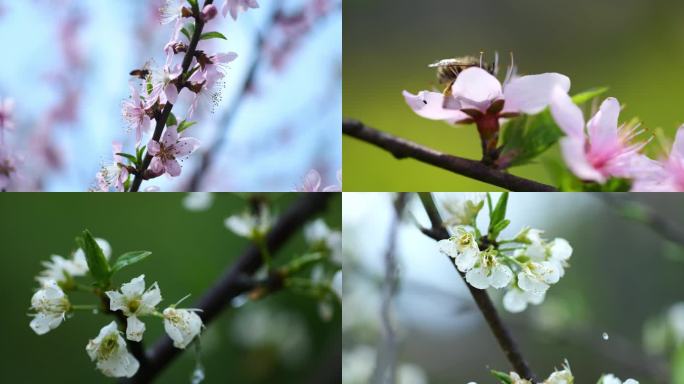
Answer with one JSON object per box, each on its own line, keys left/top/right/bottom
{"left": 124, "top": 193, "right": 333, "bottom": 383}
{"left": 343, "top": 119, "right": 556, "bottom": 192}
{"left": 372, "top": 193, "right": 408, "bottom": 384}
{"left": 416, "top": 193, "right": 537, "bottom": 381}
{"left": 129, "top": 1, "right": 215, "bottom": 192}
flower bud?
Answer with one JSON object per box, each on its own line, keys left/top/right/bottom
{"left": 201, "top": 4, "right": 218, "bottom": 22}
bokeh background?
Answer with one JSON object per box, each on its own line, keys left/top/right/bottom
{"left": 0, "top": 192, "right": 341, "bottom": 383}
{"left": 0, "top": 0, "right": 341, "bottom": 191}
{"left": 343, "top": 0, "right": 684, "bottom": 191}
{"left": 343, "top": 193, "right": 684, "bottom": 384}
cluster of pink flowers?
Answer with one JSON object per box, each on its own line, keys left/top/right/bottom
{"left": 403, "top": 57, "right": 684, "bottom": 191}
{"left": 97, "top": 0, "right": 260, "bottom": 192}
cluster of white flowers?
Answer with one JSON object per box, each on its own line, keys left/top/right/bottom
{"left": 305, "top": 218, "right": 342, "bottom": 264}
{"left": 436, "top": 194, "right": 572, "bottom": 313}
{"left": 469, "top": 361, "right": 638, "bottom": 384}
{"left": 29, "top": 238, "right": 203, "bottom": 378}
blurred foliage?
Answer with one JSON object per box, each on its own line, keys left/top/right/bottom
{"left": 343, "top": 0, "right": 684, "bottom": 191}
{"left": 0, "top": 193, "right": 341, "bottom": 383}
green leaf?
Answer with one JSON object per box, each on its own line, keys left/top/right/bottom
{"left": 111, "top": 251, "right": 152, "bottom": 274}
{"left": 78, "top": 230, "right": 111, "bottom": 285}
{"left": 488, "top": 192, "right": 509, "bottom": 238}
{"left": 116, "top": 152, "right": 138, "bottom": 165}
{"left": 180, "top": 22, "right": 196, "bottom": 41}
{"left": 499, "top": 88, "right": 608, "bottom": 168}
{"left": 490, "top": 219, "right": 510, "bottom": 239}
{"left": 490, "top": 370, "right": 513, "bottom": 384}
{"left": 166, "top": 112, "right": 178, "bottom": 127}
{"left": 177, "top": 120, "right": 198, "bottom": 133}
{"left": 200, "top": 31, "right": 227, "bottom": 41}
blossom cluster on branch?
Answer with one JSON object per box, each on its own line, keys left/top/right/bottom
{"left": 28, "top": 231, "right": 202, "bottom": 378}
{"left": 435, "top": 193, "right": 572, "bottom": 313}
{"left": 402, "top": 54, "right": 684, "bottom": 191}
{"left": 469, "top": 360, "right": 638, "bottom": 384}
{"left": 96, "top": 0, "right": 260, "bottom": 192}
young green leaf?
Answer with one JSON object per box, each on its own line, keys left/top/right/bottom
{"left": 177, "top": 120, "right": 198, "bottom": 133}
{"left": 79, "top": 230, "right": 111, "bottom": 285}
{"left": 490, "top": 370, "right": 513, "bottom": 384}
{"left": 166, "top": 112, "right": 178, "bottom": 127}
{"left": 488, "top": 192, "right": 509, "bottom": 238}
{"left": 116, "top": 152, "right": 138, "bottom": 165}
{"left": 111, "top": 251, "right": 152, "bottom": 274}
{"left": 490, "top": 219, "right": 511, "bottom": 239}
{"left": 200, "top": 31, "right": 227, "bottom": 41}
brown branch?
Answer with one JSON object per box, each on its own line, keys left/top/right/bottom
{"left": 343, "top": 119, "right": 556, "bottom": 192}
{"left": 125, "top": 193, "right": 333, "bottom": 383}
{"left": 129, "top": 1, "right": 215, "bottom": 192}
{"left": 416, "top": 193, "right": 537, "bottom": 381}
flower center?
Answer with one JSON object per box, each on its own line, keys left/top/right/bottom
{"left": 97, "top": 333, "right": 120, "bottom": 360}
{"left": 157, "top": 144, "right": 176, "bottom": 162}
{"left": 128, "top": 298, "right": 141, "bottom": 314}
{"left": 0, "top": 159, "right": 15, "bottom": 177}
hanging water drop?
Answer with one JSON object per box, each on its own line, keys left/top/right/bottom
{"left": 602, "top": 332, "right": 609, "bottom": 340}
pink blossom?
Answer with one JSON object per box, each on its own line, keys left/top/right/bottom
{"left": 0, "top": 97, "right": 15, "bottom": 133}
{"left": 222, "top": 0, "right": 259, "bottom": 20}
{"left": 146, "top": 64, "right": 182, "bottom": 107}
{"left": 297, "top": 169, "right": 341, "bottom": 192}
{"left": 122, "top": 85, "right": 152, "bottom": 144}
{"left": 159, "top": 0, "right": 184, "bottom": 25}
{"left": 403, "top": 67, "right": 570, "bottom": 124}
{"left": 148, "top": 126, "right": 200, "bottom": 177}
{"left": 0, "top": 145, "right": 17, "bottom": 190}
{"left": 201, "top": 52, "right": 238, "bottom": 87}
{"left": 201, "top": 4, "right": 218, "bottom": 22}
{"left": 96, "top": 142, "right": 129, "bottom": 192}
{"left": 632, "top": 126, "right": 684, "bottom": 191}
{"left": 549, "top": 87, "right": 650, "bottom": 184}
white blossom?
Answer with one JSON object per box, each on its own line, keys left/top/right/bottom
{"left": 304, "top": 218, "right": 342, "bottom": 263}
{"left": 438, "top": 192, "right": 485, "bottom": 226}
{"left": 517, "top": 261, "right": 561, "bottom": 294}
{"left": 503, "top": 287, "right": 545, "bottom": 313}
{"left": 464, "top": 249, "right": 513, "bottom": 290}
{"left": 437, "top": 226, "right": 480, "bottom": 272}
{"left": 105, "top": 275, "right": 162, "bottom": 341}
{"left": 599, "top": 374, "right": 639, "bottom": 384}
{"left": 163, "top": 307, "right": 203, "bottom": 349}
{"left": 29, "top": 280, "right": 70, "bottom": 335}
{"left": 37, "top": 238, "right": 111, "bottom": 285}
{"left": 224, "top": 204, "right": 272, "bottom": 240}
{"left": 86, "top": 321, "right": 140, "bottom": 378}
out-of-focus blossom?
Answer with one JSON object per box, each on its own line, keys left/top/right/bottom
{"left": 222, "top": 0, "right": 259, "bottom": 20}
{"left": 183, "top": 192, "right": 214, "bottom": 211}
{"left": 550, "top": 87, "right": 652, "bottom": 184}
{"left": 633, "top": 125, "right": 684, "bottom": 191}
{"left": 0, "top": 145, "right": 17, "bottom": 189}
{"left": 148, "top": 126, "right": 200, "bottom": 177}
{"left": 225, "top": 203, "right": 272, "bottom": 239}
{"left": 0, "top": 97, "right": 15, "bottom": 133}
{"left": 159, "top": 0, "right": 185, "bottom": 25}
{"left": 297, "top": 169, "right": 341, "bottom": 192}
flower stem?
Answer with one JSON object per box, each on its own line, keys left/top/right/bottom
{"left": 476, "top": 114, "right": 501, "bottom": 165}
{"left": 71, "top": 304, "right": 99, "bottom": 311}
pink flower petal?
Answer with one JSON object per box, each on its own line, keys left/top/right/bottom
{"left": 587, "top": 97, "right": 620, "bottom": 150}
{"left": 164, "top": 159, "right": 182, "bottom": 177}
{"left": 150, "top": 157, "right": 164, "bottom": 174}
{"left": 550, "top": 87, "right": 585, "bottom": 140}
{"left": 560, "top": 137, "right": 605, "bottom": 183}
{"left": 173, "top": 137, "right": 200, "bottom": 158}
{"left": 147, "top": 140, "right": 161, "bottom": 156}
{"left": 301, "top": 170, "right": 322, "bottom": 192}
{"left": 165, "top": 84, "right": 179, "bottom": 105}
{"left": 402, "top": 90, "right": 469, "bottom": 122}
{"left": 671, "top": 125, "right": 684, "bottom": 159}
{"left": 161, "top": 127, "right": 179, "bottom": 148}
{"left": 503, "top": 73, "right": 570, "bottom": 114}
{"left": 451, "top": 67, "right": 502, "bottom": 111}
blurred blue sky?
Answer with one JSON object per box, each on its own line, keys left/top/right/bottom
{"left": 0, "top": 0, "right": 341, "bottom": 191}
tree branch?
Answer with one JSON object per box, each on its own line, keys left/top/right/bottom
{"left": 416, "top": 193, "right": 537, "bottom": 381}
{"left": 129, "top": 1, "right": 215, "bottom": 192}
{"left": 343, "top": 119, "right": 556, "bottom": 192}
{"left": 125, "top": 193, "right": 333, "bottom": 383}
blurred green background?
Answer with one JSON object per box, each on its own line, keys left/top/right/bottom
{"left": 343, "top": 0, "right": 684, "bottom": 191}
{"left": 0, "top": 193, "right": 341, "bottom": 383}
{"left": 342, "top": 193, "right": 684, "bottom": 383}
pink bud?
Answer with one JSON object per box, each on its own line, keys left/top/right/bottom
{"left": 201, "top": 5, "right": 218, "bottom": 22}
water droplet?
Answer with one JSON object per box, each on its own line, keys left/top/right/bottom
{"left": 602, "top": 332, "right": 609, "bottom": 340}
{"left": 92, "top": 309, "right": 98, "bottom": 315}
{"left": 191, "top": 366, "right": 205, "bottom": 384}
{"left": 231, "top": 293, "right": 249, "bottom": 308}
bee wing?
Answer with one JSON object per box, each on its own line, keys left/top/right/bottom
{"left": 428, "top": 58, "right": 459, "bottom": 68}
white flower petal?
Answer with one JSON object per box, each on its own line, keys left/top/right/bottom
{"left": 465, "top": 267, "right": 490, "bottom": 289}
{"left": 489, "top": 264, "right": 513, "bottom": 289}
{"left": 503, "top": 73, "right": 570, "bottom": 114}
{"left": 126, "top": 316, "right": 146, "bottom": 342}
{"left": 121, "top": 275, "right": 146, "bottom": 297}
{"left": 503, "top": 289, "right": 527, "bottom": 313}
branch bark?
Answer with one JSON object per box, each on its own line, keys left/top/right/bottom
{"left": 125, "top": 193, "right": 333, "bottom": 383}
{"left": 129, "top": 1, "right": 215, "bottom": 192}
{"left": 343, "top": 119, "right": 556, "bottom": 192}
{"left": 417, "top": 193, "right": 537, "bottom": 381}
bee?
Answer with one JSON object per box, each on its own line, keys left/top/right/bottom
{"left": 129, "top": 68, "right": 150, "bottom": 80}
{"left": 429, "top": 53, "right": 498, "bottom": 106}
